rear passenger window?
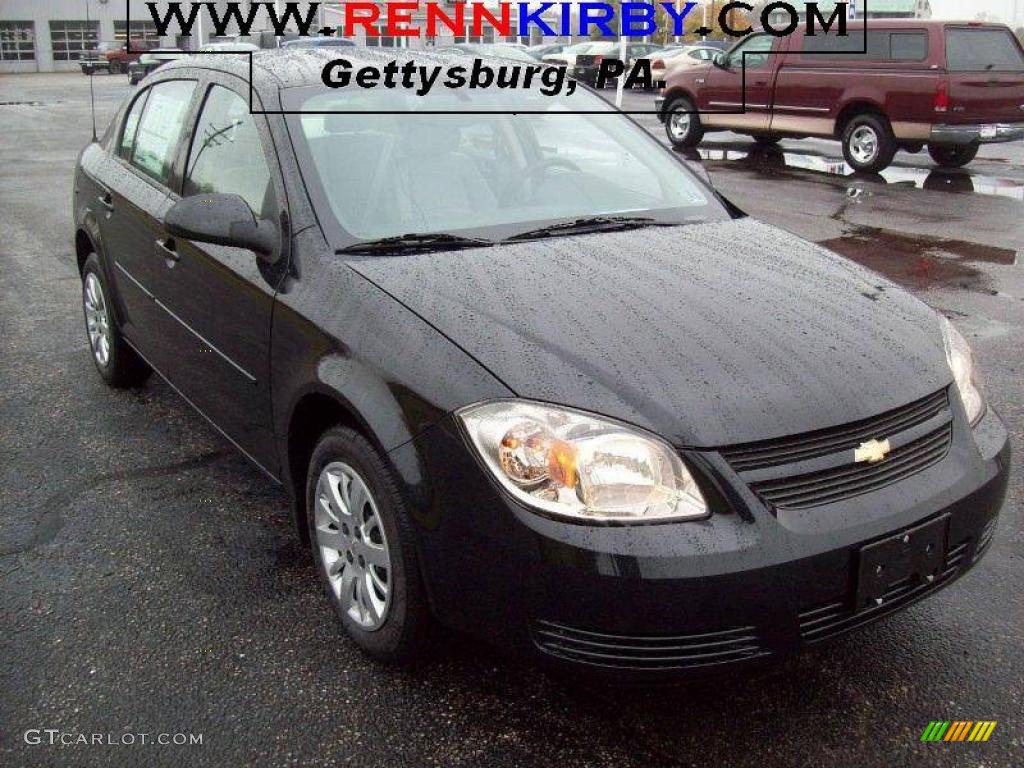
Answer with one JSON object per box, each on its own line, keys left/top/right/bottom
{"left": 130, "top": 80, "right": 197, "bottom": 185}
{"left": 890, "top": 33, "right": 928, "bottom": 61}
{"left": 183, "top": 85, "right": 274, "bottom": 218}
{"left": 119, "top": 91, "right": 149, "bottom": 159}
{"left": 945, "top": 28, "right": 1024, "bottom": 72}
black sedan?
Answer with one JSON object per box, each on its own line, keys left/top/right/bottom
{"left": 73, "top": 49, "right": 1010, "bottom": 681}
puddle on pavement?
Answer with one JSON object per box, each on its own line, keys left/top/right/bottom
{"left": 819, "top": 227, "right": 1016, "bottom": 294}
{"left": 688, "top": 145, "right": 1024, "bottom": 202}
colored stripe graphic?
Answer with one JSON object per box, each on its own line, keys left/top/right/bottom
{"left": 921, "top": 721, "right": 996, "bottom": 742}
{"left": 949, "top": 722, "right": 973, "bottom": 741}
{"left": 921, "top": 721, "right": 950, "bottom": 742}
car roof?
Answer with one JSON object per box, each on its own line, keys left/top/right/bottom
{"left": 157, "top": 47, "right": 552, "bottom": 97}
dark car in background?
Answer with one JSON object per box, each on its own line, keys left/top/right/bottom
{"left": 572, "top": 41, "right": 664, "bottom": 85}
{"left": 128, "top": 49, "right": 187, "bottom": 85}
{"left": 73, "top": 49, "right": 1009, "bottom": 681}
{"left": 659, "top": 20, "right": 1024, "bottom": 172}
{"left": 281, "top": 36, "right": 357, "bottom": 49}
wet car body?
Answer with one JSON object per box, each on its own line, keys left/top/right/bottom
{"left": 72, "top": 49, "right": 1010, "bottom": 681}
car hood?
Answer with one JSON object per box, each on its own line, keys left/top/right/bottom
{"left": 347, "top": 219, "right": 952, "bottom": 448}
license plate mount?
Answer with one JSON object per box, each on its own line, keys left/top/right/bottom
{"left": 855, "top": 515, "right": 949, "bottom": 612}
{"left": 980, "top": 125, "right": 998, "bottom": 139}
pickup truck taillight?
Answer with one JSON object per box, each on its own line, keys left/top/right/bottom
{"left": 933, "top": 81, "right": 950, "bottom": 113}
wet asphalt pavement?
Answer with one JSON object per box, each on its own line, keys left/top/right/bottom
{"left": 1, "top": 73, "right": 1022, "bottom": 768}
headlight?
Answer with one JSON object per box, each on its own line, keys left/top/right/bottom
{"left": 457, "top": 401, "right": 708, "bottom": 523}
{"left": 941, "top": 317, "right": 986, "bottom": 426}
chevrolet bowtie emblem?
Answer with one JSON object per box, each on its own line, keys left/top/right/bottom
{"left": 855, "top": 438, "right": 892, "bottom": 464}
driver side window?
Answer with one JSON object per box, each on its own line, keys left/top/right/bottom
{"left": 183, "top": 85, "right": 275, "bottom": 219}
{"left": 728, "top": 34, "right": 776, "bottom": 69}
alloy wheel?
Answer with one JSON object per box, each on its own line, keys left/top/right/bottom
{"left": 83, "top": 272, "right": 111, "bottom": 368}
{"left": 314, "top": 462, "right": 392, "bottom": 631}
{"left": 849, "top": 125, "right": 880, "bottom": 165}
{"left": 669, "top": 110, "right": 691, "bottom": 141}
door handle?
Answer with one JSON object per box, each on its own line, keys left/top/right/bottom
{"left": 155, "top": 238, "right": 180, "bottom": 266}
{"left": 97, "top": 193, "right": 115, "bottom": 213}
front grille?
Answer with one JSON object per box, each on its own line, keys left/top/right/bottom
{"left": 750, "top": 423, "right": 953, "bottom": 510}
{"left": 720, "top": 389, "right": 949, "bottom": 472}
{"left": 798, "top": 539, "right": 969, "bottom": 643}
{"left": 533, "top": 620, "right": 769, "bottom": 671}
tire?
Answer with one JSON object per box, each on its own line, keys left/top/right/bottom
{"left": 663, "top": 95, "right": 704, "bottom": 149}
{"left": 753, "top": 135, "right": 781, "bottom": 146}
{"left": 928, "top": 143, "right": 979, "bottom": 169}
{"left": 841, "top": 113, "right": 897, "bottom": 174}
{"left": 108, "top": 61, "right": 122, "bottom": 75}
{"left": 81, "top": 253, "right": 151, "bottom": 388}
{"left": 306, "top": 426, "right": 431, "bottom": 664}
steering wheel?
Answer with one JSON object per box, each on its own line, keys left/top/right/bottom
{"left": 500, "top": 157, "right": 581, "bottom": 203}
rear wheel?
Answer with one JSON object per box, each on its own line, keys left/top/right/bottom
{"left": 81, "top": 254, "right": 151, "bottom": 388}
{"left": 664, "top": 96, "right": 704, "bottom": 149}
{"left": 928, "top": 143, "right": 979, "bottom": 169}
{"left": 841, "top": 114, "right": 897, "bottom": 174}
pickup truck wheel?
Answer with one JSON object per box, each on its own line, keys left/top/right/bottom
{"left": 81, "top": 254, "right": 151, "bottom": 388}
{"left": 306, "top": 426, "right": 431, "bottom": 664}
{"left": 841, "top": 114, "right": 897, "bottom": 174}
{"left": 664, "top": 96, "right": 704, "bottom": 149}
{"left": 928, "top": 143, "right": 979, "bottom": 169}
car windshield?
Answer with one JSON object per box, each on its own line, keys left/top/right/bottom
{"left": 285, "top": 82, "right": 722, "bottom": 244}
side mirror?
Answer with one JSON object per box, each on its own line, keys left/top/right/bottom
{"left": 165, "top": 193, "right": 280, "bottom": 262}
{"left": 713, "top": 52, "right": 728, "bottom": 70}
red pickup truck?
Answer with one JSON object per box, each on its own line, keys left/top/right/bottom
{"left": 657, "top": 20, "right": 1024, "bottom": 173}
{"left": 80, "top": 41, "right": 156, "bottom": 76}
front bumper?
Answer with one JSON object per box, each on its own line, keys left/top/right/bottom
{"left": 396, "top": 399, "right": 1010, "bottom": 682}
{"left": 930, "top": 122, "right": 1024, "bottom": 145}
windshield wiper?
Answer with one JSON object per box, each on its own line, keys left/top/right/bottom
{"left": 337, "top": 232, "right": 494, "bottom": 255}
{"left": 503, "top": 216, "right": 677, "bottom": 242}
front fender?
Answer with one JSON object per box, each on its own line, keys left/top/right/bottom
{"left": 271, "top": 233, "right": 513, "bottom": 496}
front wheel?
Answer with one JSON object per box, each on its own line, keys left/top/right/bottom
{"left": 928, "top": 143, "right": 979, "bottom": 169}
{"left": 81, "top": 254, "right": 151, "bottom": 388}
{"left": 841, "top": 114, "right": 897, "bottom": 174}
{"left": 306, "top": 427, "right": 431, "bottom": 664}
{"left": 663, "top": 96, "right": 704, "bottom": 149}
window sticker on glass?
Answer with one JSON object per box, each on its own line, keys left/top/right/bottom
{"left": 131, "top": 81, "right": 195, "bottom": 185}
